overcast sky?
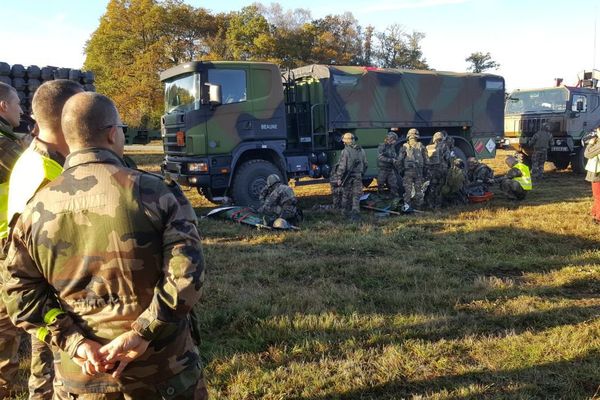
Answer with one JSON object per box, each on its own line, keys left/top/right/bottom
{"left": 3, "top": 0, "right": 599, "bottom": 91}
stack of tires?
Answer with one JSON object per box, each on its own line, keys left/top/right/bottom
{"left": 0, "top": 61, "right": 95, "bottom": 116}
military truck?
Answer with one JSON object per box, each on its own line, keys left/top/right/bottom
{"left": 160, "top": 61, "right": 505, "bottom": 206}
{"left": 503, "top": 70, "right": 600, "bottom": 173}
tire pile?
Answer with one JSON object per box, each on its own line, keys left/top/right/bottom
{"left": 0, "top": 62, "right": 95, "bottom": 116}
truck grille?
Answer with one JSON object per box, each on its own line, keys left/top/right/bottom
{"left": 163, "top": 126, "right": 186, "bottom": 155}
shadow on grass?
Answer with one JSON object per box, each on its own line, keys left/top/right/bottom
{"left": 293, "top": 349, "right": 600, "bottom": 400}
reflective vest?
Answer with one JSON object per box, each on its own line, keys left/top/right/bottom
{"left": 5, "top": 147, "right": 63, "bottom": 237}
{"left": 513, "top": 162, "right": 532, "bottom": 190}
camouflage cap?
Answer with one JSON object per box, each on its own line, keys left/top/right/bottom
{"left": 432, "top": 131, "right": 445, "bottom": 143}
{"left": 342, "top": 132, "right": 355, "bottom": 144}
{"left": 453, "top": 158, "right": 465, "bottom": 168}
{"left": 407, "top": 128, "right": 419, "bottom": 138}
{"left": 266, "top": 174, "right": 281, "bottom": 186}
{"left": 467, "top": 157, "right": 478, "bottom": 166}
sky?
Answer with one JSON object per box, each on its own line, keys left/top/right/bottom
{"left": 2, "top": 0, "right": 600, "bottom": 91}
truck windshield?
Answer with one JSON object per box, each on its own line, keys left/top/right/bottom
{"left": 505, "top": 88, "right": 568, "bottom": 115}
{"left": 164, "top": 73, "right": 200, "bottom": 113}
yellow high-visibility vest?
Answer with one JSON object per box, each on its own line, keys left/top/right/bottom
{"left": 5, "top": 147, "right": 63, "bottom": 235}
{"left": 513, "top": 162, "right": 532, "bottom": 190}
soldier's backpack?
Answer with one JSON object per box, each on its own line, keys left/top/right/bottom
{"left": 442, "top": 166, "right": 465, "bottom": 195}
{"left": 403, "top": 143, "right": 424, "bottom": 169}
{"left": 426, "top": 143, "right": 442, "bottom": 165}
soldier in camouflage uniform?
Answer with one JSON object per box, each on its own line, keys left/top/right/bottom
{"left": 336, "top": 132, "right": 367, "bottom": 220}
{"left": 377, "top": 131, "right": 400, "bottom": 198}
{"left": 466, "top": 157, "right": 495, "bottom": 195}
{"left": 529, "top": 123, "right": 553, "bottom": 180}
{"left": 425, "top": 131, "right": 451, "bottom": 209}
{"left": 1, "top": 92, "right": 207, "bottom": 399}
{"left": 0, "top": 82, "right": 27, "bottom": 399}
{"left": 258, "top": 174, "right": 301, "bottom": 225}
{"left": 399, "top": 128, "right": 428, "bottom": 210}
{"left": 6, "top": 80, "right": 83, "bottom": 400}
{"left": 441, "top": 158, "right": 468, "bottom": 206}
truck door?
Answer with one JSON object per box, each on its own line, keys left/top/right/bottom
{"left": 204, "top": 67, "right": 252, "bottom": 155}
{"left": 568, "top": 93, "right": 588, "bottom": 134}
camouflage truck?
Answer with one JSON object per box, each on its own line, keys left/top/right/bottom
{"left": 160, "top": 61, "right": 505, "bottom": 206}
{"left": 503, "top": 70, "right": 600, "bottom": 173}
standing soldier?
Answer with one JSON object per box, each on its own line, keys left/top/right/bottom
{"left": 0, "top": 82, "right": 26, "bottom": 398}
{"left": 336, "top": 132, "right": 368, "bottom": 221}
{"left": 425, "top": 131, "right": 450, "bottom": 209}
{"left": 400, "top": 128, "right": 428, "bottom": 211}
{"left": 377, "top": 131, "right": 399, "bottom": 198}
{"left": 529, "top": 122, "right": 553, "bottom": 180}
{"left": 6, "top": 80, "right": 83, "bottom": 400}
{"left": 498, "top": 155, "right": 532, "bottom": 200}
{"left": 258, "top": 174, "right": 301, "bottom": 226}
{"left": 1, "top": 92, "right": 208, "bottom": 399}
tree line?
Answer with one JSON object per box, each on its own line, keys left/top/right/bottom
{"left": 84, "top": 0, "right": 497, "bottom": 129}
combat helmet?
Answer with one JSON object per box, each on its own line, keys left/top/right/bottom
{"left": 407, "top": 128, "right": 420, "bottom": 139}
{"left": 432, "top": 131, "right": 445, "bottom": 143}
{"left": 266, "top": 174, "right": 281, "bottom": 187}
{"left": 342, "top": 132, "right": 355, "bottom": 144}
{"left": 386, "top": 131, "right": 398, "bottom": 142}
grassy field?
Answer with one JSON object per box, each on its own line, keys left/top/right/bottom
{"left": 10, "top": 149, "right": 600, "bottom": 399}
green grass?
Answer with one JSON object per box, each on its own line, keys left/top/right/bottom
{"left": 10, "top": 150, "right": 600, "bottom": 399}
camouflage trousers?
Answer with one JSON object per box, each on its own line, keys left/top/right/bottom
{"left": 0, "top": 298, "right": 54, "bottom": 399}
{"left": 500, "top": 178, "right": 527, "bottom": 200}
{"left": 54, "top": 365, "right": 208, "bottom": 400}
{"left": 425, "top": 168, "right": 446, "bottom": 209}
{"left": 377, "top": 167, "right": 399, "bottom": 197}
{"left": 330, "top": 181, "right": 343, "bottom": 209}
{"left": 530, "top": 150, "right": 548, "bottom": 179}
{"left": 403, "top": 169, "right": 424, "bottom": 207}
{"left": 342, "top": 177, "right": 363, "bottom": 214}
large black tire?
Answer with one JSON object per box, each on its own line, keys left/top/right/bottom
{"left": 550, "top": 154, "right": 570, "bottom": 170}
{"left": 10, "top": 64, "right": 25, "bottom": 78}
{"left": 0, "top": 62, "right": 11, "bottom": 76}
{"left": 570, "top": 146, "right": 586, "bottom": 174}
{"left": 54, "top": 68, "right": 70, "bottom": 79}
{"left": 232, "top": 159, "right": 281, "bottom": 207}
{"left": 0, "top": 76, "right": 10, "bottom": 85}
{"left": 26, "top": 65, "right": 41, "bottom": 79}
{"left": 41, "top": 67, "right": 55, "bottom": 81}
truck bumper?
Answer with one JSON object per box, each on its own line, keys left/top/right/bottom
{"left": 162, "top": 170, "right": 211, "bottom": 187}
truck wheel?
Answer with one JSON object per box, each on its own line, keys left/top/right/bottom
{"left": 550, "top": 155, "right": 570, "bottom": 170}
{"left": 570, "top": 146, "right": 586, "bottom": 174}
{"left": 232, "top": 159, "right": 281, "bottom": 207}
{"left": 198, "top": 187, "right": 226, "bottom": 204}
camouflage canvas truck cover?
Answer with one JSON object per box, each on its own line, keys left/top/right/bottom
{"left": 291, "top": 65, "right": 505, "bottom": 178}
{"left": 159, "top": 61, "right": 505, "bottom": 206}
{"left": 503, "top": 70, "right": 600, "bottom": 173}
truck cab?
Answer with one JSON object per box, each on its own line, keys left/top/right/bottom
{"left": 503, "top": 71, "right": 600, "bottom": 172}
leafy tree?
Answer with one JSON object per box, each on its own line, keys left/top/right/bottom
{"left": 309, "top": 13, "right": 362, "bottom": 65}
{"left": 225, "top": 5, "right": 274, "bottom": 61}
{"left": 374, "top": 24, "right": 428, "bottom": 69}
{"left": 466, "top": 51, "right": 500, "bottom": 73}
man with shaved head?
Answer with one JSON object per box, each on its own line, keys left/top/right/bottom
{"left": 2, "top": 92, "right": 207, "bottom": 399}
{"left": 4, "top": 79, "right": 83, "bottom": 399}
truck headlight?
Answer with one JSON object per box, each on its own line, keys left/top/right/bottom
{"left": 188, "top": 162, "right": 208, "bottom": 173}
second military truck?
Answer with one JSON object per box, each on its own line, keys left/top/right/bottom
{"left": 503, "top": 70, "right": 600, "bottom": 173}
{"left": 160, "top": 61, "right": 505, "bottom": 206}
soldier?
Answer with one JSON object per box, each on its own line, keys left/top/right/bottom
{"left": 258, "top": 174, "right": 301, "bottom": 225}
{"left": 529, "top": 122, "right": 553, "bottom": 180}
{"left": 466, "top": 157, "right": 495, "bottom": 195}
{"left": 498, "top": 155, "right": 532, "bottom": 200}
{"left": 425, "top": 131, "right": 451, "bottom": 209}
{"left": 377, "top": 131, "right": 399, "bottom": 198}
{"left": 336, "top": 132, "right": 367, "bottom": 221}
{"left": 399, "top": 128, "right": 428, "bottom": 211}
{"left": 0, "top": 82, "right": 26, "bottom": 398}
{"left": 1, "top": 92, "right": 208, "bottom": 399}
{"left": 6, "top": 80, "right": 83, "bottom": 400}
{"left": 441, "top": 158, "right": 468, "bottom": 206}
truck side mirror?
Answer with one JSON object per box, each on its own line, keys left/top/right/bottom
{"left": 205, "top": 83, "right": 222, "bottom": 107}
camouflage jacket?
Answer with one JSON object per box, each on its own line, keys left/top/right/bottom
{"left": 401, "top": 142, "right": 427, "bottom": 173}
{"left": 377, "top": 143, "right": 398, "bottom": 169}
{"left": 337, "top": 143, "right": 368, "bottom": 180}
{"left": 426, "top": 142, "right": 450, "bottom": 170}
{"left": 529, "top": 130, "right": 553, "bottom": 151}
{"left": 0, "top": 119, "right": 25, "bottom": 242}
{"left": 468, "top": 163, "right": 494, "bottom": 185}
{"left": 1, "top": 148, "right": 205, "bottom": 394}
{"left": 259, "top": 183, "right": 297, "bottom": 216}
